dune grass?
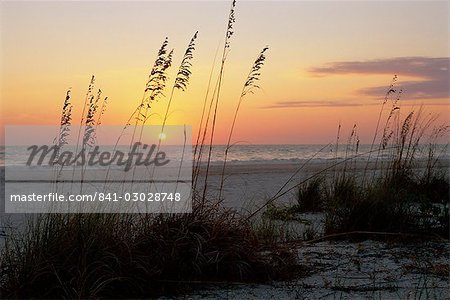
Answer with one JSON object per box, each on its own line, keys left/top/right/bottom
{"left": 324, "top": 171, "right": 449, "bottom": 237}
{"left": 0, "top": 199, "right": 298, "bottom": 298}
{"left": 324, "top": 100, "right": 449, "bottom": 238}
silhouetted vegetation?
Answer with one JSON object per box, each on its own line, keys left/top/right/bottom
{"left": 263, "top": 80, "right": 449, "bottom": 240}
{"left": 0, "top": 200, "right": 298, "bottom": 298}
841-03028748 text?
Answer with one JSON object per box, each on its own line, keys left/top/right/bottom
{"left": 9, "top": 192, "right": 182, "bottom": 203}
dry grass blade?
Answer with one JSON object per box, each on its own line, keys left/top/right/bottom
{"left": 363, "top": 75, "right": 398, "bottom": 183}
{"left": 131, "top": 38, "right": 173, "bottom": 147}
{"left": 225, "top": 0, "right": 236, "bottom": 50}
{"left": 52, "top": 89, "right": 73, "bottom": 184}
{"left": 55, "top": 89, "right": 73, "bottom": 150}
{"left": 73, "top": 75, "right": 95, "bottom": 150}
{"left": 70, "top": 75, "right": 96, "bottom": 192}
{"left": 96, "top": 96, "right": 108, "bottom": 126}
{"left": 201, "top": 0, "right": 239, "bottom": 204}
{"left": 83, "top": 89, "right": 101, "bottom": 148}
{"left": 144, "top": 40, "right": 173, "bottom": 105}
{"left": 160, "top": 31, "right": 199, "bottom": 134}
{"left": 383, "top": 74, "right": 398, "bottom": 105}
{"left": 218, "top": 46, "right": 269, "bottom": 200}
{"left": 174, "top": 31, "right": 198, "bottom": 92}
{"left": 241, "top": 46, "right": 269, "bottom": 98}
{"left": 130, "top": 39, "right": 174, "bottom": 190}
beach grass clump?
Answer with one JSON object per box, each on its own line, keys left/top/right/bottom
{"left": 416, "top": 171, "right": 449, "bottom": 205}
{"left": 325, "top": 180, "right": 412, "bottom": 235}
{"left": 263, "top": 203, "right": 300, "bottom": 221}
{"left": 296, "top": 177, "right": 326, "bottom": 212}
{"left": 317, "top": 83, "right": 450, "bottom": 239}
{"left": 0, "top": 200, "right": 298, "bottom": 298}
{"left": 328, "top": 176, "right": 360, "bottom": 207}
{"left": 330, "top": 190, "right": 447, "bottom": 238}
{"left": 324, "top": 165, "right": 449, "bottom": 238}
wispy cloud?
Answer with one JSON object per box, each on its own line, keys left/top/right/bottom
{"left": 264, "top": 99, "right": 449, "bottom": 109}
{"left": 309, "top": 57, "right": 449, "bottom": 100}
{"left": 263, "top": 100, "right": 364, "bottom": 109}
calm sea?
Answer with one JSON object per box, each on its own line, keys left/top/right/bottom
{"left": 1, "top": 144, "right": 448, "bottom": 167}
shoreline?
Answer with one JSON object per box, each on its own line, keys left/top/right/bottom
{"left": 1, "top": 158, "right": 449, "bottom": 205}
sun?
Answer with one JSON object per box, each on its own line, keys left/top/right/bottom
{"left": 158, "top": 132, "right": 167, "bottom": 140}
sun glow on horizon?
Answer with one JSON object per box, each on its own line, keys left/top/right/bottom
{"left": 158, "top": 133, "right": 167, "bottom": 141}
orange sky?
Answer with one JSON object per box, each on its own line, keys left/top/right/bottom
{"left": 1, "top": 1, "right": 449, "bottom": 144}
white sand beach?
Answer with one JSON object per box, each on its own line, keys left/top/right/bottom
{"left": 196, "top": 158, "right": 450, "bottom": 209}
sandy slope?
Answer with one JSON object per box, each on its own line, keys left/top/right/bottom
{"left": 182, "top": 240, "right": 449, "bottom": 299}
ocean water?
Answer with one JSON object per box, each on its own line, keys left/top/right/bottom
{"left": 1, "top": 144, "right": 448, "bottom": 167}
{"left": 199, "top": 144, "right": 394, "bottom": 165}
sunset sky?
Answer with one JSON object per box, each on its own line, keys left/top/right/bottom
{"left": 1, "top": 0, "right": 449, "bottom": 144}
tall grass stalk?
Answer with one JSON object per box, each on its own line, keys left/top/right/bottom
{"left": 362, "top": 75, "right": 397, "bottom": 184}
{"left": 218, "top": 46, "right": 268, "bottom": 200}
{"left": 201, "top": 0, "right": 236, "bottom": 205}
{"left": 151, "top": 32, "right": 198, "bottom": 194}
{"left": 194, "top": 69, "right": 221, "bottom": 195}
{"left": 102, "top": 105, "right": 140, "bottom": 191}
{"left": 192, "top": 44, "right": 220, "bottom": 189}
{"left": 79, "top": 89, "right": 101, "bottom": 193}
{"left": 124, "top": 38, "right": 173, "bottom": 191}
{"left": 70, "top": 75, "right": 95, "bottom": 193}
{"left": 135, "top": 44, "right": 173, "bottom": 146}
{"left": 51, "top": 89, "right": 73, "bottom": 190}
{"left": 160, "top": 31, "right": 198, "bottom": 136}
{"left": 333, "top": 122, "right": 341, "bottom": 181}
{"left": 128, "top": 38, "right": 171, "bottom": 149}
{"left": 95, "top": 95, "right": 108, "bottom": 128}
{"left": 342, "top": 123, "right": 357, "bottom": 178}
